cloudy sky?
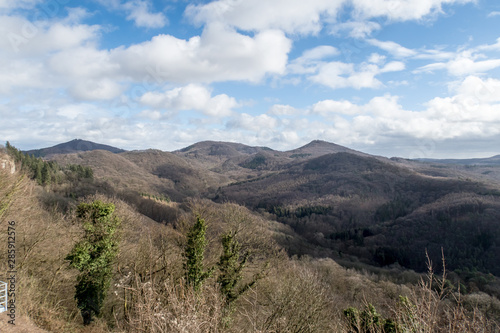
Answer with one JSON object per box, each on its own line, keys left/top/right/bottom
{"left": 1, "top": 0, "right": 500, "bottom": 158}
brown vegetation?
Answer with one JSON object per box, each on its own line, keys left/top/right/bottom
{"left": 2, "top": 141, "right": 500, "bottom": 332}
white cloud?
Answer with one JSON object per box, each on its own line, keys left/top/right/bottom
{"left": 123, "top": 0, "right": 167, "bottom": 28}
{"left": 329, "top": 20, "right": 381, "bottom": 38}
{"left": 311, "top": 99, "right": 360, "bottom": 115}
{"left": 367, "top": 53, "right": 386, "bottom": 64}
{"left": 413, "top": 48, "right": 456, "bottom": 61}
{"left": 415, "top": 51, "right": 500, "bottom": 76}
{"left": 487, "top": 11, "right": 500, "bottom": 18}
{"left": 48, "top": 46, "right": 123, "bottom": 101}
{"left": 186, "top": 0, "right": 344, "bottom": 35}
{"left": 56, "top": 103, "right": 95, "bottom": 120}
{"left": 137, "top": 109, "right": 163, "bottom": 120}
{"left": 309, "top": 60, "right": 405, "bottom": 89}
{"left": 226, "top": 113, "right": 278, "bottom": 131}
{"left": 366, "top": 38, "right": 416, "bottom": 58}
{"left": 301, "top": 45, "right": 340, "bottom": 60}
{"left": 112, "top": 23, "right": 292, "bottom": 84}
{"left": 69, "top": 78, "right": 124, "bottom": 101}
{"left": 246, "top": 75, "right": 500, "bottom": 156}
{"left": 267, "top": 104, "right": 300, "bottom": 116}
{"left": 186, "top": 0, "right": 474, "bottom": 37}
{"left": 351, "top": 0, "right": 475, "bottom": 21}
{"left": 477, "top": 37, "right": 500, "bottom": 52}
{"left": 456, "top": 75, "right": 500, "bottom": 103}
{"left": 0, "top": 15, "right": 99, "bottom": 55}
{"left": 0, "top": 60, "right": 48, "bottom": 94}
{"left": 319, "top": 76, "right": 500, "bottom": 143}
{"left": 140, "top": 84, "right": 238, "bottom": 117}
{"left": 96, "top": 0, "right": 167, "bottom": 29}
{"left": 1, "top": 17, "right": 291, "bottom": 101}
{"left": 288, "top": 45, "right": 339, "bottom": 74}
{"left": 0, "top": 0, "right": 41, "bottom": 10}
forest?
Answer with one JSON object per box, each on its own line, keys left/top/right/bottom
{"left": 1, "top": 141, "right": 500, "bottom": 332}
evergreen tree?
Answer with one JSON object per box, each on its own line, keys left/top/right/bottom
{"left": 34, "top": 160, "right": 43, "bottom": 185}
{"left": 66, "top": 200, "right": 121, "bottom": 325}
{"left": 217, "top": 233, "right": 249, "bottom": 304}
{"left": 41, "top": 163, "right": 51, "bottom": 185}
{"left": 184, "top": 217, "right": 213, "bottom": 291}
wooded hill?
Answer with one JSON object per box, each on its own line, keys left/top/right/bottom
{"left": 45, "top": 139, "right": 500, "bottom": 277}
{"left": 2, "top": 139, "right": 500, "bottom": 332}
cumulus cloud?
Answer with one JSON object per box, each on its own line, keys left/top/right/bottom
{"left": 186, "top": 0, "right": 473, "bottom": 37}
{"left": 309, "top": 60, "right": 405, "bottom": 89}
{"left": 311, "top": 99, "right": 361, "bottom": 115}
{"left": 112, "top": 23, "right": 291, "bottom": 84}
{"left": 186, "top": 0, "right": 343, "bottom": 35}
{"left": 308, "top": 76, "right": 500, "bottom": 144}
{"left": 0, "top": 15, "right": 99, "bottom": 54}
{"left": 235, "top": 75, "right": 500, "bottom": 156}
{"left": 140, "top": 84, "right": 239, "bottom": 117}
{"left": 351, "top": 0, "right": 475, "bottom": 21}
{"left": 123, "top": 0, "right": 167, "bottom": 28}
{"left": 96, "top": 0, "right": 167, "bottom": 29}
{"left": 1, "top": 17, "right": 292, "bottom": 100}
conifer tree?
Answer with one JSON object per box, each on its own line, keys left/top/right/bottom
{"left": 217, "top": 233, "right": 249, "bottom": 304}
{"left": 184, "top": 216, "right": 213, "bottom": 291}
{"left": 41, "top": 163, "right": 51, "bottom": 185}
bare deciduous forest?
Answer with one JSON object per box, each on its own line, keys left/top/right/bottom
{"left": 1, "top": 140, "right": 500, "bottom": 332}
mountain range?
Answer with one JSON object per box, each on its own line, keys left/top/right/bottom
{"left": 22, "top": 138, "right": 500, "bottom": 275}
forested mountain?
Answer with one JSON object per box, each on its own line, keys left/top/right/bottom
{"left": 2, "top": 140, "right": 500, "bottom": 332}
{"left": 23, "top": 139, "right": 126, "bottom": 157}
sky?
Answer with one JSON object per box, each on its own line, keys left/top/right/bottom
{"left": 1, "top": 0, "right": 500, "bottom": 158}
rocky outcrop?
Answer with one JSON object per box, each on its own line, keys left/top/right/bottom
{"left": 0, "top": 155, "right": 15, "bottom": 174}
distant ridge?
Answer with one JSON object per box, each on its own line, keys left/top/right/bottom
{"left": 23, "top": 139, "right": 126, "bottom": 157}
{"left": 177, "top": 140, "right": 276, "bottom": 156}
{"left": 418, "top": 155, "right": 500, "bottom": 166}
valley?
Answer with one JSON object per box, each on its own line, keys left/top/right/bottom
{"left": 1, "top": 139, "right": 500, "bottom": 332}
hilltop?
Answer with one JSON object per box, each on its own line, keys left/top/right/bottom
{"left": 23, "top": 139, "right": 126, "bottom": 157}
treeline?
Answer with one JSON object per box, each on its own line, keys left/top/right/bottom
{"left": 270, "top": 204, "right": 332, "bottom": 219}
{"left": 5, "top": 141, "right": 93, "bottom": 185}
{"left": 139, "top": 192, "right": 170, "bottom": 203}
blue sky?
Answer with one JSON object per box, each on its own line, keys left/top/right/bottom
{"left": 1, "top": 0, "right": 500, "bottom": 158}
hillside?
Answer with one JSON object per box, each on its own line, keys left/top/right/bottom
{"left": 215, "top": 152, "right": 500, "bottom": 276}
{"left": 173, "top": 141, "right": 290, "bottom": 180}
{"left": 24, "top": 139, "right": 126, "bottom": 157}
{"left": 1, "top": 142, "right": 500, "bottom": 332}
